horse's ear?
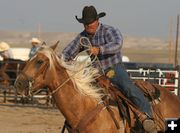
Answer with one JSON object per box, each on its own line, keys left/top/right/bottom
{"left": 42, "top": 42, "right": 46, "bottom": 46}
{"left": 51, "top": 40, "right": 59, "bottom": 51}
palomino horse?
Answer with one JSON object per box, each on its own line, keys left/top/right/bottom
{"left": 14, "top": 43, "right": 124, "bottom": 133}
{"left": 15, "top": 42, "right": 180, "bottom": 133}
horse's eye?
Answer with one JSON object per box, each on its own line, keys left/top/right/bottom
{"left": 37, "top": 60, "right": 43, "bottom": 65}
{"left": 35, "top": 60, "right": 44, "bottom": 68}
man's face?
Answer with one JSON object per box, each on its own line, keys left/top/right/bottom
{"left": 84, "top": 20, "right": 99, "bottom": 35}
{"left": 32, "top": 42, "right": 38, "bottom": 46}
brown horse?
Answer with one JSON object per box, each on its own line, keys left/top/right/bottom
{"left": 15, "top": 43, "right": 180, "bottom": 133}
{"left": 133, "top": 80, "right": 180, "bottom": 131}
{"left": 133, "top": 80, "right": 180, "bottom": 118}
{"left": 0, "top": 58, "right": 26, "bottom": 85}
{"left": 0, "top": 59, "right": 26, "bottom": 100}
{"left": 0, "top": 64, "right": 10, "bottom": 88}
{"left": 158, "top": 87, "right": 180, "bottom": 117}
{"left": 0, "top": 68, "right": 11, "bottom": 102}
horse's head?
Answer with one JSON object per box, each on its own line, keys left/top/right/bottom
{"left": 15, "top": 41, "right": 59, "bottom": 96}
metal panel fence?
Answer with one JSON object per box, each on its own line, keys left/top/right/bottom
{"left": 126, "top": 69, "right": 179, "bottom": 95}
{"left": 124, "top": 62, "right": 180, "bottom": 96}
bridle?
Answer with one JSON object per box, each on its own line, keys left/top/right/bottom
{"left": 17, "top": 71, "right": 35, "bottom": 97}
{"left": 17, "top": 58, "right": 91, "bottom": 97}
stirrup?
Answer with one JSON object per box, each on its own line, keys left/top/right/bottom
{"left": 143, "top": 119, "right": 157, "bottom": 133}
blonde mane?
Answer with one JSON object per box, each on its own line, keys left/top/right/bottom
{"left": 63, "top": 60, "right": 105, "bottom": 100}
{"left": 38, "top": 46, "right": 104, "bottom": 100}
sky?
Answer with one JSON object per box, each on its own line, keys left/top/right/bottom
{"left": 0, "top": 0, "right": 180, "bottom": 39}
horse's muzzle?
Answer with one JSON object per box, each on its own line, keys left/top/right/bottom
{"left": 15, "top": 73, "right": 32, "bottom": 96}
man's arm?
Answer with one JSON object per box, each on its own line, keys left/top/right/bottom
{"left": 99, "top": 27, "right": 123, "bottom": 55}
{"left": 62, "top": 34, "right": 82, "bottom": 61}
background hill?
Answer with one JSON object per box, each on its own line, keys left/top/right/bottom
{"left": 0, "top": 30, "right": 179, "bottom": 65}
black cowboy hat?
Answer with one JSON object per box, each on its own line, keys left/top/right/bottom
{"left": 75, "top": 6, "right": 106, "bottom": 25}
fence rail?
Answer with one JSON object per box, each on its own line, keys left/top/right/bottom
{"left": 126, "top": 68, "right": 179, "bottom": 95}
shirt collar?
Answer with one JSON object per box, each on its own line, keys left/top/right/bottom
{"left": 95, "top": 22, "right": 101, "bottom": 33}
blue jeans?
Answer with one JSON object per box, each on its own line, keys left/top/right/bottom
{"left": 104, "top": 63, "right": 152, "bottom": 117}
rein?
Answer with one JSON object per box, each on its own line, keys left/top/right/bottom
{"left": 50, "top": 37, "right": 105, "bottom": 96}
{"left": 21, "top": 57, "right": 99, "bottom": 97}
{"left": 50, "top": 77, "right": 71, "bottom": 95}
{"left": 19, "top": 68, "right": 71, "bottom": 97}
{"left": 49, "top": 37, "right": 101, "bottom": 96}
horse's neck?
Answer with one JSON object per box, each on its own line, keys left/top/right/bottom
{"left": 48, "top": 67, "right": 98, "bottom": 127}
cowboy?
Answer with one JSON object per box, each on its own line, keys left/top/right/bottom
{"left": 0, "top": 42, "right": 13, "bottom": 60}
{"left": 62, "top": 5, "right": 157, "bottom": 133}
{"left": 29, "top": 37, "right": 41, "bottom": 58}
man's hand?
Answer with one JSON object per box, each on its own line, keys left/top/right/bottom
{"left": 89, "top": 47, "right": 100, "bottom": 55}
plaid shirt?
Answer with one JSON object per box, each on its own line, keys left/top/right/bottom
{"left": 29, "top": 46, "right": 40, "bottom": 58}
{"left": 62, "top": 23, "right": 123, "bottom": 70}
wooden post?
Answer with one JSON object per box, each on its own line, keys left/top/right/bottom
{"left": 38, "top": 23, "right": 41, "bottom": 39}
{"left": 168, "top": 18, "right": 173, "bottom": 64}
{"left": 174, "top": 15, "right": 179, "bottom": 67}
{"left": 178, "top": 66, "right": 180, "bottom": 97}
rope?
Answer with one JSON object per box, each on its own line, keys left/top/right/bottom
{"left": 42, "top": 37, "right": 105, "bottom": 96}
{"left": 79, "top": 37, "right": 105, "bottom": 75}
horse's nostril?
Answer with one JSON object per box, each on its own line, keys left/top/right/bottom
{"left": 16, "top": 81, "right": 21, "bottom": 89}
{"left": 17, "top": 81, "right": 21, "bottom": 86}
{"left": 15, "top": 79, "right": 29, "bottom": 90}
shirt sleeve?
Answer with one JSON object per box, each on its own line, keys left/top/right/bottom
{"left": 99, "top": 27, "right": 123, "bottom": 55}
{"left": 0, "top": 50, "right": 13, "bottom": 59}
{"left": 62, "top": 34, "right": 82, "bottom": 61}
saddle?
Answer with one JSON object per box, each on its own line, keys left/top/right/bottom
{"left": 96, "top": 76, "right": 144, "bottom": 122}
{"left": 134, "top": 80, "right": 161, "bottom": 102}
{"left": 96, "top": 75, "right": 163, "bottom": 132}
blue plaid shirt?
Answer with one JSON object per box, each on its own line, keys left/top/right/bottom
{"left": 29, "top": 46, "right": 40, "bottom": 58}
{"left": 62, "top": 23, "right": 123, "bottom": 70}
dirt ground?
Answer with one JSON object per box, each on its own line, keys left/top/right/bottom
{"left": 0, "top": 103, "right": 66, "bottom": 133}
